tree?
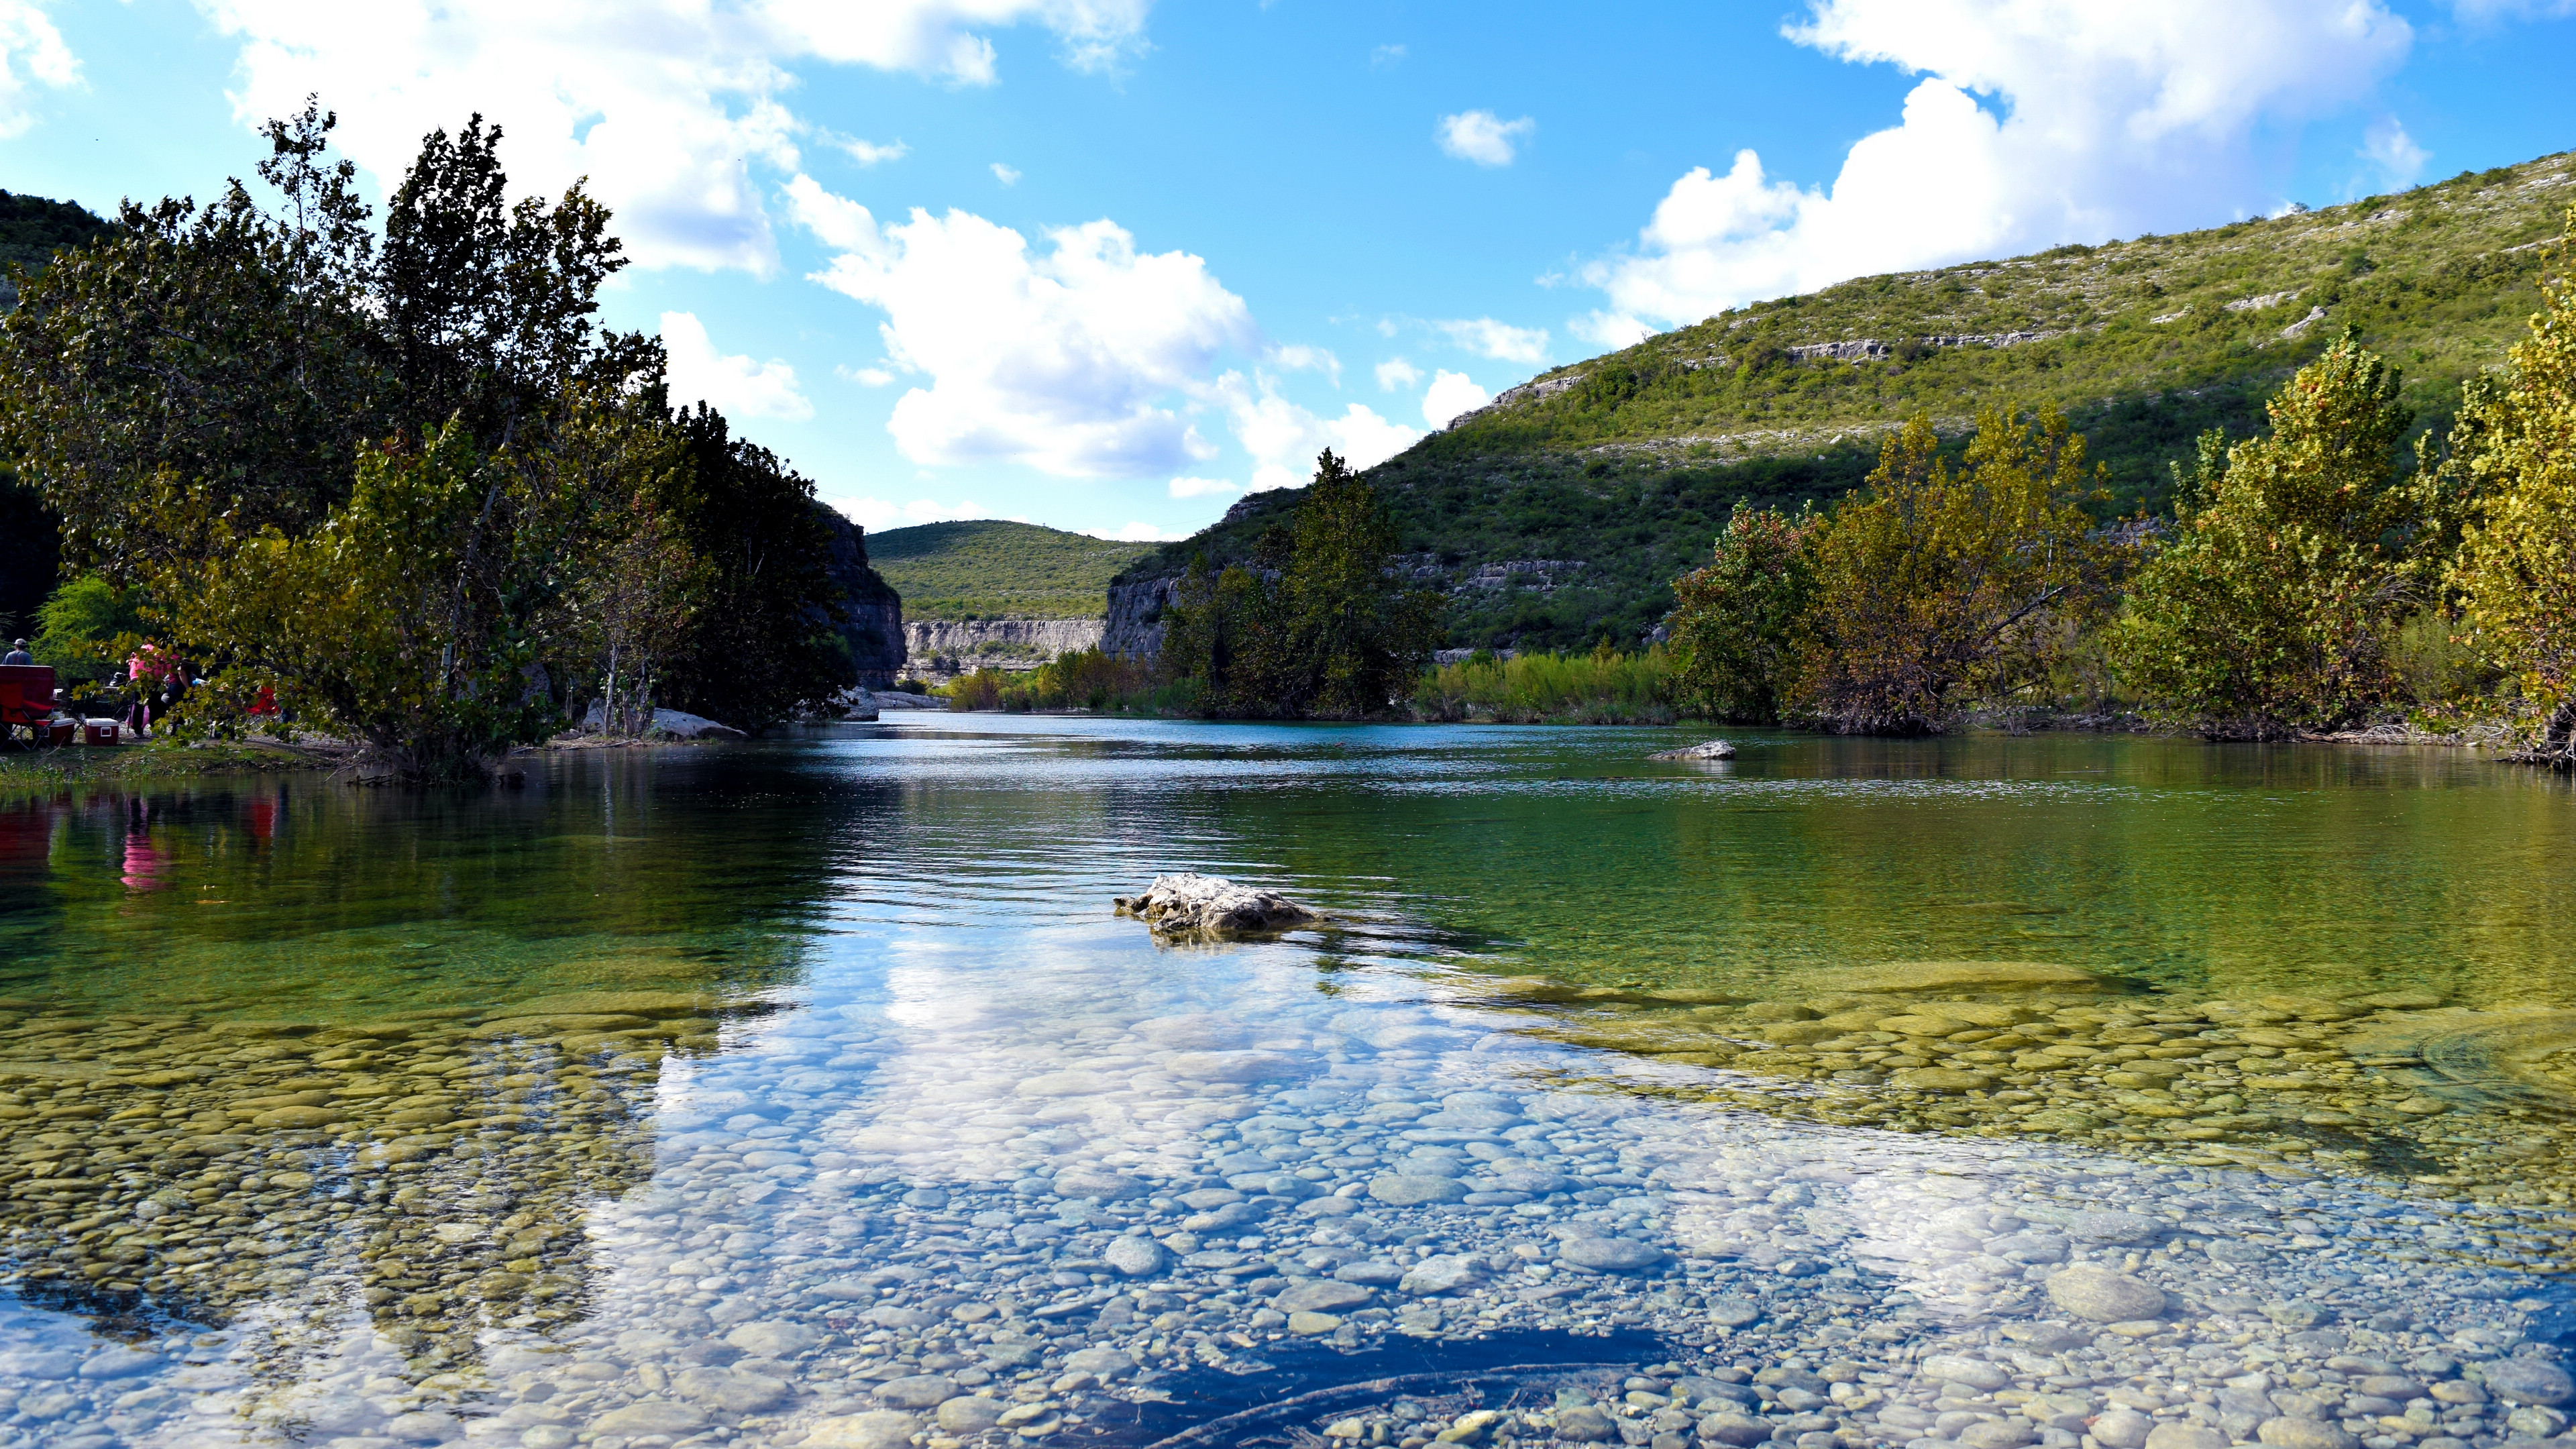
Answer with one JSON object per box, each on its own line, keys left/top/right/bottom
{"left": 2445, "top": 206, "right": 2576, "bottom": 761}
{"left": 1667, "top": 504, "right": 1820, "bottom": 723}
{"left": 2112, "top": 330, "right": 2445, "bottom": 737}
{"left": 1163, "top": 453, "right": 1439, "bottom": 718}
{"left": 1791, "top": 407, "right": 2125, "bottom": 733}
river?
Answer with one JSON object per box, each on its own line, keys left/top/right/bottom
{"left": 1, "top": 718, "right": 2571, "bottom": 1449}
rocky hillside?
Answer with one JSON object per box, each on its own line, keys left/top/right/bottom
{"left": 1110, "top": 150, "right": 2576, "bottom": 656}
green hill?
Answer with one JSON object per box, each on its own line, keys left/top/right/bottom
{"left": 867, "top": 519, "right": 1155, "bottom": 621}
{"left": 1116, "top": 150, "right": 2576, "bottom": 653}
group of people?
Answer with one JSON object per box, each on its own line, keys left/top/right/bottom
{"left": 1, "top": 636, "right": 190, "bottom": 739}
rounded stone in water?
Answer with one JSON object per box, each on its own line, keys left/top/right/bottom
{"left": 2045, "top": 1263, "right": 2166, "bottom": 1322}
{"left": 1558, "top": 1237, "right": 1666, "bottom": 1273}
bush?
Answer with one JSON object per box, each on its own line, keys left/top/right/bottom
{"left": 1789, "top": 407, "right": 2128, "bottom": 733}
{"left": 2445, "top": 206, "right": 2576, "bottom": 757}
{"left": 32, "top": 574, "right": 148, "bottom": 684}
{"left": 2111, "top": 331, "right": 2445, "bottom": 737}
{"left": 1411, "top": 645, "right": 1676, "bottom": 724}
{"left": 1668, "top": 506, "right": 1819, "bottom": 722}
{"left": 944, "top": 650, "right": 1160, "bottom": 713}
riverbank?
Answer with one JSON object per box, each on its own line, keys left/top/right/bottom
{"left": 0, "top": 735, "right": 339, "bottom": 796}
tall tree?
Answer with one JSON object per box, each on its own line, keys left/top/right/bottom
{"left": 2444, "top": 208, "right": 2576, "bottom": 761}
{"left": 1668, "top": 504, "right": 1821, "bottom": 724}
{"left": 2112, "top": 331, "right": 2448, "bottom": 737}
{"left": 1792, "top": 407, "right": 2125, "bottom": 734}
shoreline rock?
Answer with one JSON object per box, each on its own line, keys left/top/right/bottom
{"left": 1113, "top": 872, "right": 1319, "bottom": 936}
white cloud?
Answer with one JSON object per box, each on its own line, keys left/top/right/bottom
{"left": 1583, "top": 0, "right": 2416, "bottom": 333}
{"left": 0, "top": 1, "right": 77, "bottom": 140}
{"left": 1436, "top": 317, "right": 1549, "bottom": 364}
{"left": 1168, "top": 476, "right": 1234, "bottom": 498}
{"left": 1370, "top": 43, "right": 1405, "bottom": 68}
{"left": 2359, "top": 117, "right": 2429, "bottom": 191}
{"left": 838, "top": 364, "right": 898, "bottom": 386}
{"left": 1375, "top": 358, "right": 1422, "bottom": 390}
{"left": 765, "top": 0, "right": 1155, "bottom": 83}
{"left": 843, "top": 496, "right": 992, "bottom": 531}
{"left": 661, "top": 311, "right": 814, "bottom": 421}
{"left": 991, "top": 162, "right": 1022, "bottom": 185}
{"left": 1269, "top": 343, "right": 1340, "bottom": 384}
{"left": 1216, "top": 371, "right": 1417, "bottom": 492}
{"left": 1436, "top": 109, "right": 1534, "bottom": 167}
{"left": 1423, "top": 370, "right": 1488, "bottom": 429}
{"left": 1106, "top": 521, "right": 1186, "bottom": 541}
{"left": 831, "top": 134, "right": 909, "bottom": 166}
{"left": 788, "top": 174, "right": 1256, "bottom": 478}
{"left": 194, "top": 0, "right": 1151, "bottom": 272}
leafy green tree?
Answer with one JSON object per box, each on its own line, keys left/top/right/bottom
{"left": 30, "top": 574, "right": 148, "bottom": 684}
{"left": 2112, "top": 331, "right": 2446, "bottom": 737}
{"left": 1792, "top": 407, "right": 2125, "bottom": 733}
{"left": 1170, "top": 452, "right": 1439, "bottom": 718}
{"left": 2445, "top": 207, "right": 2576, "bottom": 761}
{"left": 1667, "top": 504, "right": 1820, "bottom": 722}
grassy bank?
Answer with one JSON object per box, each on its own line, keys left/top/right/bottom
{"left": 0, "top": 737, "right": 334, "bottom": 796}
{"left": 1411, "top": 647, "right": 1679, "bottom": 724}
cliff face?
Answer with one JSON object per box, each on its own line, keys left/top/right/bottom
{"left": 813, "top": 504, "right": 907, "bottom": 688}
{"left": 1102, "top": 576, "right": 1181, "bottom": 660}
{"left": 903, "top": 618, "right": 1104, "bottom": 678}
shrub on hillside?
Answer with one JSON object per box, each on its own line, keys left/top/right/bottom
{"left": 2112, "top": 331, "right": 2454, "bottom": 738}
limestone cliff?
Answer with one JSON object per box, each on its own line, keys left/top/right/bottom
{"left": 813, "top": 504, "right": 907, "bottom": 688}
{"left": 1102, "top": 576, "right": 1181, "bottom": 660}
{"left": 904, "top": 618, "right": 1104, "bottom": 679}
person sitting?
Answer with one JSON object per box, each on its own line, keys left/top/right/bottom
{"left": 1, "top": 639, "right": 29, "bottom": 666}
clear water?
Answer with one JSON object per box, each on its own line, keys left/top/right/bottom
{"left": 1, "top": 719, "right": 2571, "bottom": 1449}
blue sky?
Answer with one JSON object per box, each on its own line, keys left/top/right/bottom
{"left": 0, "top": 1, "right": 2570, "bottom": 541}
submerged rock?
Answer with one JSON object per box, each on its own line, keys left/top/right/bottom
{"left": 1114, "top": 872, "right": 1318, "bottom": 935}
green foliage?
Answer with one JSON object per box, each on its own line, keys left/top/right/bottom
{"left": 868, "top": 519, "right": 1152, "bottom": 621}
{"left": 943, "top": 649, "right": 1163, "bottom": 714}
{"left": 162, "top": 421, "right": 631, "bottom": 781}
{"left": 1791, "top": 408, "right": 2128, "bottom": 734}
{"left": 1118, "top": 152, "right": 2574, "bottom": 653}
{"left": 1158, "top": 453, "right": 1440, "bottom": 718}
{"left": 31, "top": 574, "right": 148, "bottom": 684}
{"left": 1668, "top": 506, "right": 1820, "bottom": 722}
{"left": 651, "top": 406, "right": 853, "bottom": 725}
{"left": 0, "top": 107, "right": 876, "bottom": 772}
{"left": 2112, "top": 332, "right": 2444, "bottom": 737}
{"left": 1411, "top": 645, "right": 1676, "bottom": 724}
{"left": 2444, "top": 205, "right": 2576, "bottom": 757}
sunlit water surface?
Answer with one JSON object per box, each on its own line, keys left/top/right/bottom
{"left": 2, "top": 719, "right": 2574, "bottom": 1449}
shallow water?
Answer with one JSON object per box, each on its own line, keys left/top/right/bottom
{"left": 2, "top": 719, "right": 2574, "bottom": 1449}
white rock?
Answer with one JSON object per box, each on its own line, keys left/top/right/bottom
{"left": 1112, "top": 872, "right": 1318, "bottom": 935}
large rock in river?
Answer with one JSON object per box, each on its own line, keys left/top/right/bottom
{"left": 1114, "top": 873, "right": 1317, "bottom": 936}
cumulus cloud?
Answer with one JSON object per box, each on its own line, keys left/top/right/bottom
{"left": 1423, "top": 370, "right": 1489, "bottom": 429}
{"left": 1168, "top": 476, "right": 1234, "bottom": 498}
{"left": 843, "top": 495, "right": 992, "bottom": 531}
{"left": 991, "top": 162, "right": 1022, "bottom": 185}
{"left": 1375, "top": 358, "right": 1421, "bottom": 390}
{"left": 2359, "top": 117, "right": 2430, "bottom": 191}
{"left": 1105, "top": 521, "right": 1186, "bottom": 541}
{"left": 831, "top": 134, "right": 909, "bottom": 166}
{"left": 1437, "top": 109, "right": 1535, "bottom": 166}
{"left": 838, "top": 364, "right": 898, "bottom": 386}
{"left": 0, "top": 1, "right": 77, "bottom": 140}
{"left": 1269, "top": 343, "right": 1340, "bottom": 384}
{"left": 1582, "top": 0, "right": 2416, "bottom": 335}
{"left": 1370, "top": 43, "right": 1406, "bottom": 69}
{"left": 1436, "top": 317, "right": 1548, "bottom": 364}
{"left": 788, "top": 174, "right": 1255, "bottom": 478}
{"left": 1217, "top": 371, "right": 1417, "bottom": 492}
{"left": 661, "top": 311, "right": 814, "bottom": 421}
{"left": 194, "top": 0, "right": 1151, "bottom": 272}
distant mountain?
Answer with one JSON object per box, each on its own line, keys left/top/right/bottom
{"left": 1111, "top": 150, "right": 2576, "bottom": 656}
{"left": 0, "top": 190, "right": 113, "bottom": 305}
{"left": 867, "top": 519, "right": 1155, "bottom": 621}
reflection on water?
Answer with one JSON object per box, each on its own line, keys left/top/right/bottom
{"left": 0, "top": 721, "right": 2571, "bottom": 1449}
